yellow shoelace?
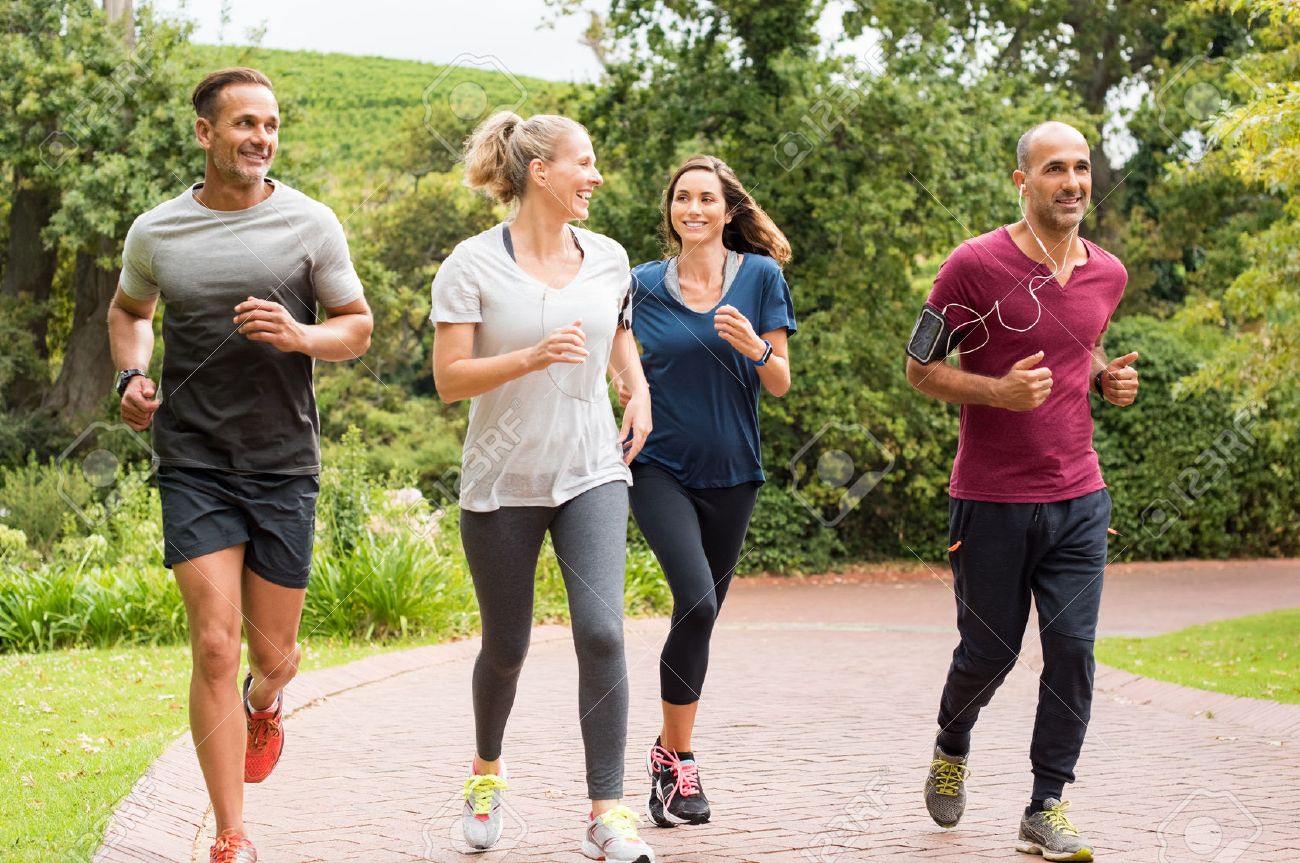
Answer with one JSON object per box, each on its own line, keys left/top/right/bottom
{"left": 1042, "top": 800, "right": 1081, "bottom": 836}
{"left": 599, "top": 805, "right": 642, "bottom": 839}
{"left": 463, "top": 774, "right": 508, "bottom": 816}
{"left": 930, "top": 758, "right": 970, "bottom": 795}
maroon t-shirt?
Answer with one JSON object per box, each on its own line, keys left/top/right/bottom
{"left": 924, "top": 226, "right": 1127, "bottom": 503}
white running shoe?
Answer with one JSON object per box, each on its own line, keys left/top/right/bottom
{"left": 461, "top": 761, "right": 508, "bottom": 852}
{"left": 582, "top": 805, "right": 656, "bottom": 863}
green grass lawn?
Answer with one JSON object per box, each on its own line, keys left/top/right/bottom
{"left": 1096, "top": 608, "right": 1300, "bottom": 704}
{"left": 0, "top": 638, "right": 433, "bottom": 862}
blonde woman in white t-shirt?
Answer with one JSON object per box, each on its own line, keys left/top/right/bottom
{"left": 429, "top": 111, "right": 655, "bottom": 863}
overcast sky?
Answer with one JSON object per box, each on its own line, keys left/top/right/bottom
{"left": 147, "top": 0, "right": 873, "bottom": 83}
{"left": 149, "top": 0, "right": 612, "bottom": 82}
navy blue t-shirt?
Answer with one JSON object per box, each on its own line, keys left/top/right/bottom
{"left": 630, "top": 253, "right": 797, "bottom": 488}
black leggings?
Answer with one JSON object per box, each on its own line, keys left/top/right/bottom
{"left": 629, "top": 462, "right": 760, "bottom": 705}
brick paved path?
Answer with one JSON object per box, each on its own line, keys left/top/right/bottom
{"left": 97, "top": 560, "right": 1300, "bottom": 862}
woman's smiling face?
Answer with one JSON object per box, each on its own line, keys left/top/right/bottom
{"left": 670, "top": 168, "right": 729, "bottom": 247}
{"left": 536, "top": 130, "right": 603, "bottom": 220}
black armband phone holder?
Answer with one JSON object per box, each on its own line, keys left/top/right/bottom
{"left": 906, "top": 304, "right": 954, "bottom": 364}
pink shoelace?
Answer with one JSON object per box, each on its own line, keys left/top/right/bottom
{"left": 650, "top": 745, "right": 701, "bottom": 806}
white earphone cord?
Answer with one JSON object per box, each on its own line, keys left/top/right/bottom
{"left": 937, "top": 189, "right": 1078, "bottom": 357}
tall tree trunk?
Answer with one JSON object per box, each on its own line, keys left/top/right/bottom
{"left": 1, "top": 169, "right": 58, "bottom": 357}
{"left": 104, "top": 0, "right": 135, "bottom": 47}
{"left": 42, "top": 238, "right": 117, "bottom": 422}
{"left": 38, "top": 0, "right": 138, "bottom": 422}
{"left": 1082, "top": 29, "right": 1121, "bottom": 247}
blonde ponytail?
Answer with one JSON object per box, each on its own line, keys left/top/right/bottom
{"left": 463, "top": 112, "right": 587, "bottom": 205}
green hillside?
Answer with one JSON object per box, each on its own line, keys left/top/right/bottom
{"left": 185, "top": 45, "right": 576, "bottom": 203}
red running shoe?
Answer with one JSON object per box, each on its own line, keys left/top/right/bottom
{"left": 210, "top": 829, "right": 257, "bottom": 862}
{"left": 242, "top": 673, "right": 284, "bottom": 783}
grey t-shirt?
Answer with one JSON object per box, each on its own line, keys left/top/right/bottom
{"left": 429, "top": 222, "right": 633, "bottom": 512}
{"left": 121, "top": 179, "right": 364, "bottom": 475}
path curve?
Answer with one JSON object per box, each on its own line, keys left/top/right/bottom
{"left": 94, "top": 560, "right": 1300, "bottom": 862}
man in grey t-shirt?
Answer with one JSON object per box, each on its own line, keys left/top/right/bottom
{"left": 106, "top": 67, "right": 372, "bottom": 863}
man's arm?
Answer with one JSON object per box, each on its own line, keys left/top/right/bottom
{"left": 232, "top": 295, "right": 373, "bottom": 361}
{"left": 906, "top": 351, "right": 1054, "bottom": 412}
{"left": 108, "top": 287, "right": 162, "bottom": 431}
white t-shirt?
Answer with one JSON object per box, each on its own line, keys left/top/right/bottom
{"left": 429, "top": 222, "right": 633, "bottom": 511}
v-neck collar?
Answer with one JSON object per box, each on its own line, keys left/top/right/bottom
{"left": 501, "top": 223, "right": 588, "bottom": 292}
{"left": 1000, "top": 224, "right": 1091, "bottom": 290}
{"left": 666, "top": 251, "right": 746, "bottom": 314}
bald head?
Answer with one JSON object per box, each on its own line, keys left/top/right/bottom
{"left": 1017, "top": 122, "right": 1089, "bottom": 173}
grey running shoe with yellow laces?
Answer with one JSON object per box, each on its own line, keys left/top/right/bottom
{"left": 1016, "top": 798, "right": 1094, "bottom": 862}
{"left": 923, "top": 744, "right": 970, "bottom": 828}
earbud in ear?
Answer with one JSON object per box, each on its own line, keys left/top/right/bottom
{"left": 1019, "top": 183, "right": 1026, "bottom": 194}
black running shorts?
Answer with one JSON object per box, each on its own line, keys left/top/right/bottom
{"left": 157, "top": 466, "right": 319, "bottom": 589}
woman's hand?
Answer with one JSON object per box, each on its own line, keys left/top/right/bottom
{"left": 618, "top": 388, "right": 652, "bottom": 465}
{"left": 714, "top": 305, "right": 765, "bottom": 360}
{"left": 530, "top": 319, "right": 588, "bottom": 370}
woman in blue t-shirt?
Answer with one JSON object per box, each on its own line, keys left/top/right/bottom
{"left": 619, "top": 155, "right": 796, "bottom": 828}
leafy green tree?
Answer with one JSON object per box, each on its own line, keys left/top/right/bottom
{"left": 842, "top": 0, "right": 1253, "bottom": 233}
{"left": 1178, "top": 0, "right": 1300, "bottom": 407}
{"left": 0, "top": 0, "right": 196, "bottom": 425}
{"left": 561, "top": 0, "right": 1078, "bottom": 565}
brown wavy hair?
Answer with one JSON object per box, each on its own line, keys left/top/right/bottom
{"left": 661, "top": 156, "right": 791, "bottom": 265}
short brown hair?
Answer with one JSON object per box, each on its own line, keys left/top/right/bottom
{"left": 191, "top": 67, "right": 273, "bottom": 119}
{"left": 663, "top": 156, "right": 792, "bottom": 265}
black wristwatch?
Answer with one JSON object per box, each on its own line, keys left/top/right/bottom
{"left": 1093, "top": 370, "right": 1106, "bottom": 397}
{"left": 117, "top": 368, "right": 146, "bottom": 397}
{"left": 754, "top": 340, "right": 774, "bottom": 367}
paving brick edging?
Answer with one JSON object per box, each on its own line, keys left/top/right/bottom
{"left": 90, "top": 626, "right": 578, "bottom": 863}
{"left": 1094, "top": 665, "right": 1300, "bottom": 740}
{"left": 91, "top": 625, "right": 1300, "bottom": 862}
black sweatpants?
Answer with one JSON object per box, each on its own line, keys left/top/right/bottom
{"left": 629, "top": 462, "right": 760, "bottom": 705}
{"left": 935, "top": 488, "right": 1111, "bottom": 801}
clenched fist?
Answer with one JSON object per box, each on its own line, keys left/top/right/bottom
{"left": 996, "top": 351, "right": 1053, "bottom": 412}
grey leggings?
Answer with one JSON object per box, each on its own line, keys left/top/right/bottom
{"left": 459, "top": 480, "right": 630, "bottom": 799}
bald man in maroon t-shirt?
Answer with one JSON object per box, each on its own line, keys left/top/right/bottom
{"left": 906, "top": 121, "right": 1139, "bottom": 862}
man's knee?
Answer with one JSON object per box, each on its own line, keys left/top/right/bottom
{"left": 952, "top": 640, "right": 1019, "bottom": 685}
{"left": 249, "top": 639, "right": 300, "bottom": 684}
{"left": 1040, "top": 627, "right": 1095, "bottom": 665}
{"left": 191, "top": 626, "right": 242, "bottom": 686}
